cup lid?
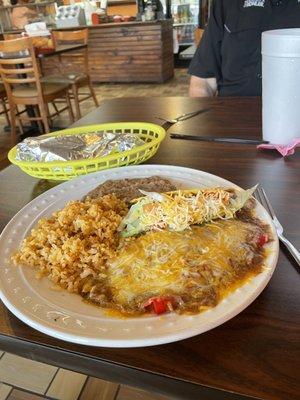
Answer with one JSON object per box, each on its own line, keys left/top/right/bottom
{"left": 262, "top": 29, "right": 300, "bottom": 57}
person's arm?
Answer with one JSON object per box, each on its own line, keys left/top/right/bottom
{"left": 11, "top": 6, "right": 37, "bottom": 29}
{"left": 189, "top": 76, "right": 217, "bottom": 97}
{"left": 188, "top": 0, "right": 224, "bottom": 97}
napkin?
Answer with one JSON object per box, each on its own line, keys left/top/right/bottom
{"left": 257, "top": 138, "right": 300, "bottom": 156}
{"left": 24, "top": 22, "right": 50, "bottom": 37}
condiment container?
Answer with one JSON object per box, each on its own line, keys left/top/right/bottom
{"left": 91, "top": 12, "right": 99, "bottom": 25}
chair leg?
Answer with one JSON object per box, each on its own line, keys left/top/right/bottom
{"left": 16, "top": 106, "right": 24, "bottom": 136}
{"left": 2, "top": 99, "right": 10, "bottom": 126}
{"left": 45, "top": 103, "right": 53, "bottom": 128}
{"left": 65, "top": 92, "right": 74, "bottom": 124}
{"left": 39, "top": 103, "right": 50, "bottom": 134}
{"left": 72, "top": 84, "right": 81, "bottom": 121}
{"left": 9, "top": 104, "right": 17, "bottom": 146}
{"left": 34, "top": 106, "right": 44, "bottom": 133}
{"left": 88, "top": 78, "right": 99, "bottom": 108}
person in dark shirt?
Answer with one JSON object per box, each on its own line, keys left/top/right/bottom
{"left": 189, "top": 0, "right": 300, "bottom": 97}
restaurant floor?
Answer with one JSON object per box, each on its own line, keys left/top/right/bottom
{"left": 0, "top": 352, "right": 171, "bottom": 400}
{"left": 0, "top": 70, "right": 189, "bottom": 400}
{"left": 0, "top": 68, "right": 190, "bottom": 171}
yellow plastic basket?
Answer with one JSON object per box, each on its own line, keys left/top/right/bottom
{"left": 8, "top": 122, "right": 166, "bottom": 181}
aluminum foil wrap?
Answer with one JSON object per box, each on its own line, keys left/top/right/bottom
{"left": 15, "top": 132, "right": 145, "bottom": 162}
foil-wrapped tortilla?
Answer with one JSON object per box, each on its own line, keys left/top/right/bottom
{"left": 15, "top": 132, "right": 145, "bottom": 162}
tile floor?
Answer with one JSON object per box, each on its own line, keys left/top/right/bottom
{"left": 0, "top": 68, "right": 190, "bottom": 171}
{"left": 0, "top": 70, "right": 189, "bottom": 399}
{"left": 0, "top": 352, "right": 172, "bottom": 400}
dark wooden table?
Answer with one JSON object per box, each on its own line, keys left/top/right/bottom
{"left": 0, "top": 97, "right": 299, "bottom": 400}
{"left": 36, "top": 44, "right": 87, "bottom": 59}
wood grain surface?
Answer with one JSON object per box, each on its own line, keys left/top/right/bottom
{"left": 41, "top": 21, "right": 174, "bottom": 83}
{"left": 0, "top": 97, "right": 299, "bottom": 400}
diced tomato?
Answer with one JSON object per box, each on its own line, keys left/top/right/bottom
{"left": 258, "top": 234, "right": 269, "bottom": 247}
{"left": 143, "top": 297, "right": 173, "bottom": 315}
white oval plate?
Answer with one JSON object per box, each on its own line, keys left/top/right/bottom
{"left": 0, "top": 165, "right": 279, "bottom": 348}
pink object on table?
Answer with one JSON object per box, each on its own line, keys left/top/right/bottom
{"left": 257, "top": 138, "right": 300, "bottom": 156}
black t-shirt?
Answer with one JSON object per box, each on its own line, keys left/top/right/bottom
{"left": 188, "top": 0, "right": 300, "bottom": 96}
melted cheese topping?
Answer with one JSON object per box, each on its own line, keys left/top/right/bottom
{"left": 108, "top": 219, "right": 264, "bottom": 307}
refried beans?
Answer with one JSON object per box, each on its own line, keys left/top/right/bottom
{"left": 83, "top": 176, "right": 177, "bottom": 204}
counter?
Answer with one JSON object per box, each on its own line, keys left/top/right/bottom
{"left": 41, "top": 20, "right": 174, "bottom": 83}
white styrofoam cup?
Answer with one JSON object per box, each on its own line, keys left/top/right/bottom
{"left": 262, "top": 29, "right": 300, "bottom": 145}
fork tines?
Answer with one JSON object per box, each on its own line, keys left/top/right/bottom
{"left": 254, "top": 186, "right": 275, "bottom": 219}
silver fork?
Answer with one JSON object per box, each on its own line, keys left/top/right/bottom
{"left": 254, "top": 186, "right": 300, "bottom": 266}
{"left": 156, "top": 108, "right": 211, "bottom": 124}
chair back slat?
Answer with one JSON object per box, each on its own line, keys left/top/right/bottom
{"left": 52, "top": 29, "right": 88, "bottom": 45}
{"left": 1, "top": 67, "right": 35, "bottom": 75}
{"left": 0, "top": 57, "right": 33, "bottom": 65}
{"left": 0, "top": 37, "right": 32, "bottom": 53}
{"left": 4, "top": 77, "right": 37, "bottom": 84}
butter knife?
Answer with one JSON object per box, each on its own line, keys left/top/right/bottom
{"left": 170, "top": 133, "right": 268, "bottom": 145}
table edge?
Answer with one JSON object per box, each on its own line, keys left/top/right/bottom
{"left": 0, "top": 332, "right": 258, "bottom": 400}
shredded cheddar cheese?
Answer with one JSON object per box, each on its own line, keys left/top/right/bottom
{"left": 120, "top": 186, "right": 256, "bottom": 237}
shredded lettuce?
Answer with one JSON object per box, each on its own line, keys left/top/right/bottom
{"left": 229, "top": 185, "right": 257, "bottom": 213}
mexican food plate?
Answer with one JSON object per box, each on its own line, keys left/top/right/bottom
{"left": 0, "top": 165, "right": 279, "bottom": 347}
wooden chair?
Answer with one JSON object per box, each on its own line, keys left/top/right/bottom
{"left": 43, "top": 29, "right": 99, "bottom": 121}
{"left": 0, "top": 37, "right": 74, "bottom": 145}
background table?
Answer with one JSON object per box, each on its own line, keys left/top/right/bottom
{"left": 0, "top": 97, "right": 299, "bottom": 400}
{"left": 36, "top": 44, "right": 87, "bottom": 59}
